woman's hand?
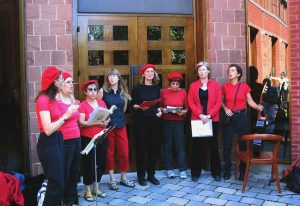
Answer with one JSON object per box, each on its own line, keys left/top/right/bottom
{"left": 161, "top": 108, "right": 168, "bottom": 114}
{"left": 64, "top": 103, "right": 79, "bottom": 119}
{"left": 256, "top": 104, "right": 264, "bottom": 112}
{"left": 176, "top": 109, "right": 188, "bottom": 116}
{"left": 224, "top": 108, "right": 233, "bottom": 117}
{"left": 199, "top": 114, "right": 210, "bottom": 124}
{"left": 134, "top": 104, "right": 149, "bottom": 111}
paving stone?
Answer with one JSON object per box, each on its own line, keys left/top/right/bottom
{"left": 109, "top": 199, "right": 129, "bottom": 205}
{"left": 215, "top": 187, "right": 236, "bottom": 194}
{"left": 180, "top": 186, "right": 201, "bottom": 194}
{"left": 225, "top": 201, "right": 250, "bottom": 206}
{"left": 177, "top": 180, "right": 198, "bottom": 187}
{"left": 134, "top": 183, "right": 151, "bottom": 190}
{"left": 204, "top": 197, "right": 227, "bottom": 205}
{"left": 146, "top": 199, "right": 171, "bottom": 206}
{"left": 184, "top": 194, "right": 206, "bottom": 202}
{"left": 166, "top": 197, "right": 189, "bottom": 205}
{"left": 249, "top": 187, "right": 272, "bottom": 194}
{"left": 199, "top": 190, "right": 221, "bottom": 198}
{"left": 219, "top": 193, "right": 242, "bottom": 202}
{"left": 256, "top": 193, "right": 279, "bottom": 201}
{"left": 128, "top": 189, "right": 151, "bottom": 197}
{"left": 128, "top": 195, "right": 151, "bottom": 204}
{"left": 240, "top": 197, "right": 264, "bottom": 205}
{"left": 235, "top": 190, "right": 258, "bottom": 198}
{"left": 186, "top": 201, "right": 210, "bottom": 206}
{"left": 210, "top": 181, "right": 232, "bottom": 187}
{"left": 162, "top": 183, "right": 183, "bottom": 190}
{"left": 198, "top": 178, "right": 213, "bottom": 184}
{"left": 146, "top": 186, "right": 168, "bottom": 194}
{"left": 147, "top": 192, "right": 169, "bottom": 201}
{"left": 262, "top": 201, "right": 287, "bottom": 206}
{"left": 164, "top": 190, "right": 187, "bottom": 197}
{"left": 195, "top": 183, "right": 216, "bottom": 191}
{"left": 278, "top": 197, "right": 300, "bottom": 205}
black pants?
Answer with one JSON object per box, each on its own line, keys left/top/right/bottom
{"left": 134, "top": 116, "right": 161, "bottom": 178}
{"left": 37, "top": 132, "right": 64, "bottom": 206}
{"left": 191, "top": 122, "right": 221, "bottom": 177}
{"left": 223, "top": 111, "right": 248, "bottom": 175}
{"left": 63, "top": 138, "right": 81, "bottom": 205}
{"left": 81, "top": 136, "right": 107, "bottom": 185}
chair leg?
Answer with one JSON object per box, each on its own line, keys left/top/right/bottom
{"left": 242, "top": 162, "right": 250, "bottom": 192}
{"left": 273, "top": 163, "right": 281, "bottom": 193}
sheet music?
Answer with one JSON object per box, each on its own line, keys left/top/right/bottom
{"left": 191, "top": 119, "right": 213, "bottom": 138}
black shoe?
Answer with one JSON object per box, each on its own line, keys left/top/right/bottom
{"left": 138, "top": 177, "right": 147, "bottom": 186}
{"left": 223, "top": 171, "right": 231, "bottom": 180}
{"left": 147, "top": 175, "right": 160, "bottom": 185}
{"left": 191, "top": 176, "right": 199, "bottom": 182}
{"left": 213, "top": 175, "right": 221, "bottom": 182}
{"left": 238, "top": 173, "right": 245, "bottom": 181}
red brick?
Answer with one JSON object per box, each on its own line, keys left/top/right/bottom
{"left": 228, "top": 23, "right": 240, "bottom": 36}
{"left": 222, "top": 10, "right": 235, "bottom": 22}
{"left": 208, "top": 9, "right": 221, "bottom": 22}
{"left": 215, "top": 22, "right": 228, "bottom": 36}
{"left": 209, "top": 37, "right": 222, "bottom": 49}
{"left": 214, "top": 0, "right": 227, "bottom": 9}
{"left": 27, "top": 66, "right": 42, "bottom": 82}
{"left": 33, "top": 0, "right": 48, "bottom": 3}
{"left": 50, "top": 20, "right": 65, "bottom": 35}
{"left": 51, "top": 51, "right": 66, "bottom": 65}
{"left": 223, "top": 36, "right": 235, "bottom": 49}
{"left": 41, "top": 4, "right": 57, "bottom": 20}
{"left": 216, "top": 50, "right": 229, "bottom": 63}
{"left": 57, "top": 4, "right": 72, "bottom": 20}
{"left": 27, "top": 20, "right": 33, "bottom": 35}
{"left": 34, "top": 51, "right": 51, "bottom": 66}
{"left": 228, "top": 0, "right": 242, "bottom": 9}
{"left": 27, "top": 51, "right": 34, "bottom": 66}
{"left": 41, "top": 36, "right": 56, "bottom": 50}
{"left": 57, "top": 35, "right": 72, "bottom": 50}
{"left": 66, "top": 50, "right": 73, "bottom": 65}
{"left": 49, "top": 0, "right": 65, "bottom": 4}
{"left": 234, "top": 10, "right": 245, "bottom": 23}
{"left": 27, "top": 36, "right": 40, "bottom": 51}
{"left": 229, "top": 50, "right": 241, "bottom": 63}
{"left": 66, "top": 20, "right": 72, "bottom": 34}
{"left": 26, "top": 4, "right": 40, "bottom": 20}
{"left": 34, "top": 20, "right": 50, "bottom": 35}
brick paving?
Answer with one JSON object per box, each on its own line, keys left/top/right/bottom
{"left": 77, "top": 165, "right": 300, "bottom": 206}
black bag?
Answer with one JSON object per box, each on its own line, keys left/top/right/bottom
{"left": 221, "top": 112, "right": 231, "bottom": 126}
{"left": 282, "top": 158, "right": 300, "bottom": 193}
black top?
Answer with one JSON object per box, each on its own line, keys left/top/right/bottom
{"left": 199, "top": 88, "right": 208, "bottom": 115}
{"left": 131, "top": 84, "right": 160, "bottom": 118}
{"left": 103, "top": 90, "right": 126, "bottom": 128}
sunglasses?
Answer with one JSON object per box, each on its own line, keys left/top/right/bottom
{"left": 87, "top": 88, "right": 98, "bottom": 92}
{"left": 171, "top": 82, "right": 180, "bottom": 86}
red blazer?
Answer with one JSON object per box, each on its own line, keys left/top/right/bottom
{"left": 188, "top": 79, "right": 222, "bottom": 122}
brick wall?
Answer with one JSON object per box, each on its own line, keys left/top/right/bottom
{"left": 289, "top": 0, "right": 300, "bottom": 161}
{"left": 207, "top": 0, "right": 247, "bottom": 84}
{"left": 26, "top": 0, "right": 73, "bottom": 175}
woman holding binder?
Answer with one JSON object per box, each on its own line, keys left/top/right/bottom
{"left": 132, "top": 64, "right": 162, "bottom": 186}
{"left": 188, "top": 61, "right": 222, "bottom": 182}
{"left": 36, "top": 67, "right": 78, "bottom": 205}
{"left": 98, "top": 68, "right": 135, "bottom": 190}
{"left": 222, "top": 64, "right": 263, "bottom": 181}
{"left": 160, "top": 72, "right": 188, "bottom": 179}
{"left": 78, "top": 80, "right": 109, "bottom": 202}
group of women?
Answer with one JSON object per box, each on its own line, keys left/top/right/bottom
{"left": 36, "top": 62, "right": 263, "bottom": 205}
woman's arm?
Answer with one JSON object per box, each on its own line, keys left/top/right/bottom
{"left": 78, "top": 113, "right": 109, "bottom": 127}
{"left": 123, "top": 97, "right": 128, "bottom": 113}
{"left": 187, "top": 84, "right": 202, "bottom": 117}
{"left": 97, "top": 88, "right": 104, "bottom": 99}
{"left": 40, "top": 111, "right": 66, "bottom": 136}
{"left": 247, "top": 93, "right": 263, "bottom": 111}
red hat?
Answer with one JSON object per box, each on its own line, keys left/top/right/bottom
{"left": 62, "top": 72, "right": 72, "bottom": 82}
{"left": 81, "top": 80, "right": 98, "bottom": 92}
{"left": 139, "top": 64, "right": 156, "bottom": 74}
{"left": 167, "top": 72, "right": 183, "bottom": 81}
{"left": 41, "top": 66, "right": 60, "bottom": 90}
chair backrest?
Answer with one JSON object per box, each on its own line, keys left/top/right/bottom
{"left": 240, "top": 134, "right": 283, "bottom": 142}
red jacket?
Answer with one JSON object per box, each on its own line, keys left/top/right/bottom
{"left": 188, "top": 79, "right": 222, "bottom": 122}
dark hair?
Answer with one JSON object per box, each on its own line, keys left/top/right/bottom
{"left": 249, "top": 65, "right": 258, "bottom": 82}
{"left": 36, "top": 83, "right": 58, "bottom": 102}
{"left": 84, "top": 83, "right": 99, "bottom": 91}
{"left": 263, "top": 78, "right": 271, "bottom": 87}
{"left": 228, "top": 64, "right": 243, "bottom": 81}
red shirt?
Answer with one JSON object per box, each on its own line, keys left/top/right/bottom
{"left": 160, "top": 88, "right": 188, "bottom": 121}
{"left": 222, "top": 82, "right": 251, "bottom": 111}
{"left": 188, "top": 79, "right": 222, "bottom": 121}
{"left": 57, "top": 100, "right": 80, "bottom": 140}
{"left": 36, "top": 95, "right": 62, "bottom": 133}
{"left": 78, "top": 99, "right": 107, "bottom": 138}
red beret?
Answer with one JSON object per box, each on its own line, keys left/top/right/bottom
{"left": 81, "top": 80, "right": 98, "bottom": 92}
{"left": 139, "top": 64, "right": 156, "bottom": 74}
{"left": 62, "top": 72, "right": 72, "bottom": 82}
{"left": 41, "top": 66, "right": 60, "bottom": 91}
{"left": 167, "top": 72, "right": 183, "bottom": 81}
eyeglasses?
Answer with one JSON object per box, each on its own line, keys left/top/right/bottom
{"left": 171, "top": 82, "right": 180, "bottom": 86}
{"left": 87, "top": 88, "right": 98, "bottom": 92}
{"left": 64, "top": 80, "right": 74, "bottom": 84}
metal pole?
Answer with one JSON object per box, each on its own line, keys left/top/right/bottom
{"left": 94, "top": 144, "right": 98, "bottom": 206}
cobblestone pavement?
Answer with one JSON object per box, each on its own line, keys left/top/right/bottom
{"left": 77, "top": 165, "right": 300, "bottom": 206}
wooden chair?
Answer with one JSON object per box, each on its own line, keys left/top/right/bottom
{"left": 235, "top": 134, "right": 283, "bottom": 192}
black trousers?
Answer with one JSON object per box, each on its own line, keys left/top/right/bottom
{"left": 134, "top": 116, "right": 161, "bottom": 178}
{"left": 223, "top": 111, "right": 248, "bottom": 174}
{"left": 191, "top": 122, "right": 221, "bottom": 177}
{"left": 81, "top": 136, "right": 107, "bottom": 185}
{"left": 37, "top": 132, "right": 64, "bottom": 206}
{"left": 63, "top": 138, "right": 81, "bottom": 205}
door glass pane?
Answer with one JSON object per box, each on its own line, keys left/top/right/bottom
{"left": 89, "top": 76, "right": 104, "bottom": 87}
{"left": 113, "top": 50, "right": 129, "bottom": 65}
{"left": 147, "top": 26, "right": 161, "bottom": 40}
{"left": 148, "top": 50, "right": 162, "bottom": 65}
{"left": 171, "top": 50, "right": 185, "bottom": 64}
{"left": 113, "top": 26, "right": 128, "bottom": 40}
{"left": 170, "top": 26, "right": 184, "bottom": 41}
{"left": 88, "top": 50, "right": 104, "bottom": 66}
{"left": 88, "top": 25, "right": 103, "bottom": 41}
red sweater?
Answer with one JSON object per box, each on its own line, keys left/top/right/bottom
{"left": 160, "top": 88, "right": 189, "bottom": 121}
{"left": 188, "top": 79, "right": 222, "bottom": 122}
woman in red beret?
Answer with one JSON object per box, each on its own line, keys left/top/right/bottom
{"left": 98, "top": 68, "right": 135, "bottom": 191}
{"left": 188, "top": 61, "right": 222, "bottom": 182}
{"left": 56, "top": 72, "right": 82, "bottom": 205}
{"left": 78, "top": 80, "right": 109, "bottom": 202}
{"left": 132, "top": 64, "right": 162, "bottom": 186}
{"left": 35, "top": 66, "right": 78, "bottom": 206}
{"left": 160, "top": 72, "right": 189, "bottom": 179}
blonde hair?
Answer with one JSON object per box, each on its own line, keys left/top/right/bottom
{"left": 103, "top": 68, "right": 132, "bottom": 100}
{"left": 140, "top": 70, "right": 160, "bottom": 85}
